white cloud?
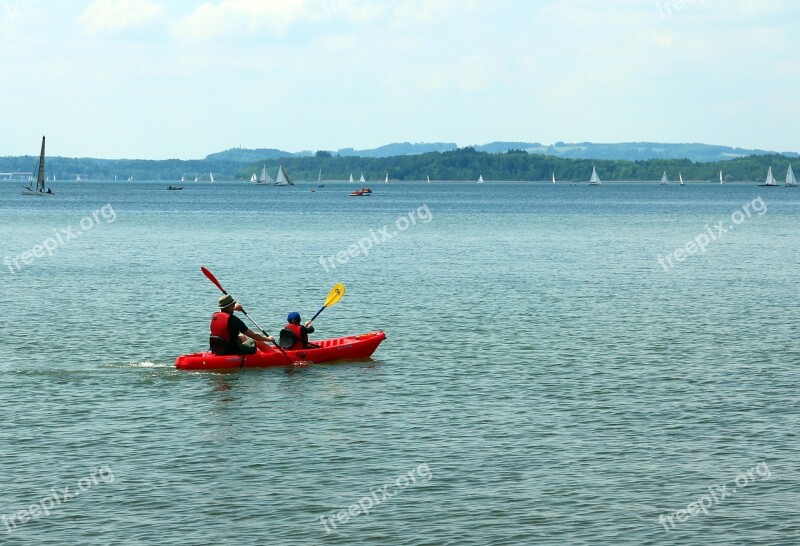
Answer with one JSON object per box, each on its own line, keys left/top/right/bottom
{"left": 78, "top": 0, "right": 165, "bottom": 35}
{"left": 170, "top": 0, "right": 480, "bottom": 42}
{"left": 392, "top": 0, "right": 464, "bottom": 24}
{"left": 171, "top": 0, "right": 386, "bottom": 41}
{"left": 172, "top": 0, "right": 310, "bottom": 40}
{"left": 311, "top": 33, "right": 359, "bottom": 53}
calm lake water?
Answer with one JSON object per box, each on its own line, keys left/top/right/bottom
{"left": 1, "top": 181, "right": 798, "bottom": 545}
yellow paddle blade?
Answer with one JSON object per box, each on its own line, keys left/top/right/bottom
{"left": 324, "top": 283, "right": 345, "bottom": 307}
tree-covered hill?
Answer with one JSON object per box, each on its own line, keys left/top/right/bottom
{"left": 1, "top": 146, "right": 796, "bottom": 182}
{"left": 241, "top": 148, "right": 797, "bottom": 183}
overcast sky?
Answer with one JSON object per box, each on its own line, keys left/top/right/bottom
{"left": 1, "top": 0, "right": 797, "bottom": 159}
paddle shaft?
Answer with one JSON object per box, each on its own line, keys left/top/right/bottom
{"left": 200, "top": 266, "right": 295, "bottom": 363}
{"left": 308, "top": 305, "right": 326, "bottom": 324}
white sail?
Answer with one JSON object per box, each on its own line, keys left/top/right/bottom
{"left": 181, "top": 175, "right": 185, "bottom": 182}
{"left": 76, "top": 174, "right": 82, "bottom": 182}
{"left": 359, "top": 173, "right": 366, "bottom": 184}
{"left": 679, "top": 173, "right": 684, "bottom": 186}
{"left": 210, "top": 172, "right": 214, "bottom": 183}
{"left": 250, "top": 173, "right": 257, "bottom": 183}
{"left": 719, "top": 170, "right": 723, "bottom": 184}
{"left": 660, "top": 171, "right": 669, "bottom": 185}
{"left": 477, "top": 174, "right": 484, "bottom": 184}
{"left": 589, "top": 166, "right": 601, "bottom": 185}
{"left": 427, "top": 175, "right": 430, "bottom": 184}
{"left": 786, "top": 164, "right": 797, "bottom": 187}
{"left": 258, "top": 164, "right": 273, "bottom": 184}
{"left": 385, "top": 173, "right": 389, "bottom": 184}
{"left": 275, "top": 165, "right": 292, "bottom": 185}
{"left": 762, "top": 166, "right": 778, "bottom": 186}
{"left": 349, "top": 173, "right": 354, "bottom": 184}
{"left": 552, "top": 173, "right": 556, "bottom": 184}
{"left": 194, "top": 177, "right": 198, "bottom": 182}
{"left": 318, "top": 169, "right": 322, "bottom": 184}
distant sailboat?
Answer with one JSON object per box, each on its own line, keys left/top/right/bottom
{"left": 660, "top": 171, "right": 669, "bottom": 185}
{"left": 318, "top": 169, "right": 322, "bottom": 186}
{"left": 719, "top": 170, "right": 724, "bottom": 185}
{"left": 250, "top": 173, "right": 257, "bottom": 183}
{"left": 22, "top": 136, "right": 52, "bottom": 196}
{"left": 257, "top": 164, "right": 273, "bottom": 184}
{"left": 427, "top": 175, "right": 430, "bottom": 184}
{"left": 210, "top": 172, "right": 215, "bottom": 183}
{"left": 359, "top": 173, "right": 366, "bottom": 184}
{"left": 76, "top": 174, "right": 82, "bottom": 182}
{"left": 477, "top": 174, "right": 484, "bottom": 184}
{"left": 589, "top": 166, "right": 601, "bottom": 185}
{"left": 181, "top": 175, "right": 185, "bottom": 182}
{"left": 129, "top": 176, "right": 134, "bottom": 182}
{"left": 679, "top": 173, "right": 685, "bottom": 186}
{"left": 552, "top": 172, "right": 556, "bottom": 184}
{"left": 758, "top": 166, "right": 779, "bottom": 187}
{"left": 274, "top": 165, "right": 293, "bottom": 186}
{"left": 384, "top": 173, "right": 389, "bottom": 184}
{"left": 194, "top": 176, "right": 198, "bottom": 182}
{"left": 349, "top": 173, "right": 354, "bottom": 184}
{"left": 786, "top": 165, "right": 797, "bottom": 187}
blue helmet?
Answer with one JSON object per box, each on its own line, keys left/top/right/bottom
{"left": 287, "top": 311, "right": 301, "bottom": 323}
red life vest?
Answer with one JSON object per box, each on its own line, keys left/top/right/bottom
{"left": 284, "top": 323, "right": 305, "bottom": 350}
{"left": 210, "top": 312, "right": 232, "bottom": 342}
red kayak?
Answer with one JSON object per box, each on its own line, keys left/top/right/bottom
{"left": 175, "top": 331, "right": 386, "bottom": 371}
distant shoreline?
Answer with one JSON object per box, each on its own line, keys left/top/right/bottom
{"left": 2, "top": 146, "right": 796, "bottom": 184}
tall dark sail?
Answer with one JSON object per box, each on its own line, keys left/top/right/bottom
{"left": 36, "top": 136, "right": 46, "bottom": 191}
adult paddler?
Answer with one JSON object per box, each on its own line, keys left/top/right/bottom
{"left": 210, "top": 294, "right": 275, "bottom": 355}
